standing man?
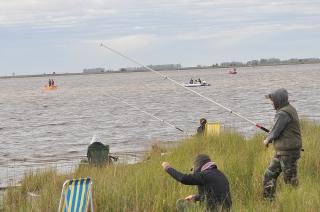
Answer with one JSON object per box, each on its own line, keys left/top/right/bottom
{"left": 162, "top": 154, "right": 232, "bottom": 211}
{"left": 263, "top": 88, "right": 302, "bottom": 200}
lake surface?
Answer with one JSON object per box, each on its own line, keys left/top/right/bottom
{"left": 0, "top": 64, "right": 319, "bottom": 186}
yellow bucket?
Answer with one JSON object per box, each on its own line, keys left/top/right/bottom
{"left": 205, "top": 122, "right": 221, "bottom": 136}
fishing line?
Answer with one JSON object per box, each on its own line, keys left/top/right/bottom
{"left": 100, "top": 43, "right": 269, "bottom": 133}
{"left": 108, "top": 94, "right": 189, "bottom": 135}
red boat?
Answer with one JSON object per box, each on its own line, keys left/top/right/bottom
{"left": 229, "top": 68, "right": 237, "bottom": 74}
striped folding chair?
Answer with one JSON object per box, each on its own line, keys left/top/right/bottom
{"left": 205, "top": 122, "right": 221, "bottom": 136}
{"left": 58, "top": 177, "right": 93, "bottom": 212}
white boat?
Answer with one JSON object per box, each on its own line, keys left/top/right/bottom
{"left": 184, "top": 81, "right": 210, "bottom": 87}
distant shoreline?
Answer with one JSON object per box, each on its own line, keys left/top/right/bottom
{"left": 1, "top": 62, "right": 319, "bottom": 79}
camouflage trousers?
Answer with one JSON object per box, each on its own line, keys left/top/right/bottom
{"left": 263, "top": 153, "right": 300, "bottom": 199}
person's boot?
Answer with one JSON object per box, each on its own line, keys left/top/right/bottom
{"left": 263, "top": 180, "right": 276, "bottom": 201}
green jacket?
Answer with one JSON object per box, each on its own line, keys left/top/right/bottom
{"left": 87, "top": 142, "right": 110, "bottom": 166}
{"left": 266, "top": 88, "right": 302, "bottom": 155}
{"left": 273, "top": 104, "right": 302, "bottom": 154}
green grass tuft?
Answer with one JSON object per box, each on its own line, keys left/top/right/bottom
{"left": 2, "top": 120, "right": 320, "bottom": 211}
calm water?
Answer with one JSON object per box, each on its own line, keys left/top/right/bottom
{"left": 0, "top": 64, "right": 319, "bottom": 186}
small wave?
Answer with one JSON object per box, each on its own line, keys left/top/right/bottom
{"left": 114, "top": 125, "right": 130, "bottom": 129}
{"left": 47, "top": 122, "right": 69, "bottom": 126}
{"left": 31, "top": 153, "right": 43, "bottom": 158}
{"left": 67, "top": 150, "right": 80, "bottom": 154}
{"left": 32, "top": 122, "right": 70, "bottom": 128}
{"left": 12, "top": 158, "right": 28, "bottom": 162}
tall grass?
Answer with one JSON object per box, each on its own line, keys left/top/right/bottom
{"left": 2, "top": 120, "right": 320, "bottom": 211}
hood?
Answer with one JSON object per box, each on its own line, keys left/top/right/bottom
{"left": 193, "top": 154, "right": 211, "bottom": 173}
{"left": 201, "top": 161, "right": 217, "bottom": 172}
{"left": 200, "top": 118, "right": 207, "bottom": 125}
{"left": 266, "top": 88, "right": 289, "bottom": 110}
{"left": 90, "top": 135, "right": 103, "bottom": 145}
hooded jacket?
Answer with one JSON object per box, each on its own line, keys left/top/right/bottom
{"left": 266, "top": 88, "right": 302, "bottom": 154}
{"left": 87, "top": 142, "right": 109, "bottom": 165}
{"left": 197, "top": 119, "right": 207, "bottom": 136}
{"left": 166, "top": 154, "right": 232, "bottom": 211}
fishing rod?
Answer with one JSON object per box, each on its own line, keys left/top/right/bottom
{"left": 108, "top": 94, "right": 189, "bottom": 135}
{"left": 100, "top": 43, "right": 270, "bottom": 133}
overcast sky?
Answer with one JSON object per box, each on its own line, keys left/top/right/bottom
{"left": 1, "top": 0, "right": 319, "bottom": 75}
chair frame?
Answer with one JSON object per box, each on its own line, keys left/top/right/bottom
{"left": 58, "top": 178, "right": 93, "bottom": 212}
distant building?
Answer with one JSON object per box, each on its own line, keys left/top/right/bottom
{"left": 246, "top": 60, "right": 259, "bottom": 66}
{"left": 220, "top": 61, "right": 244, "bottom": 67}
{"left": 83, "top": 68, "right": 105, "bottom": 74}
{"left": 148, "top": 64, "right": 181, "bottom": 71}
{"left": 259, "top": 58, "right": 281, "bottom": 65}
{"left": 122, "top": 64, "right": 181, "bottom": 72}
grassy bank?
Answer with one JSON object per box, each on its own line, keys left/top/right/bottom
{"left": 2, "top": 120, "right": 320, "bottom": 211}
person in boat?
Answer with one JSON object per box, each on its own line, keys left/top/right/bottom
{"left": 48, "top": 79, "right": 52, "bottom": 87}
{"left": 196, "top": 118, "right": 207, "bottom": 136}
{"left": 189, "top": 78, "right": 194, "bottom": 84}
{"left": 262, "top": 88, "right": 302, "bottom": 201}
{"left": 162, "top": 154, "right": 232, "bottom": 211}
{"left": 198, "top": 78, "right": 202, "bottom": 84}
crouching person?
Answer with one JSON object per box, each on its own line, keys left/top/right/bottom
{"left": 162, "top": 154, "right": 232, "bottom": 212}
{"left": 87, "top": 135, "right": 118, "bottom": 166}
